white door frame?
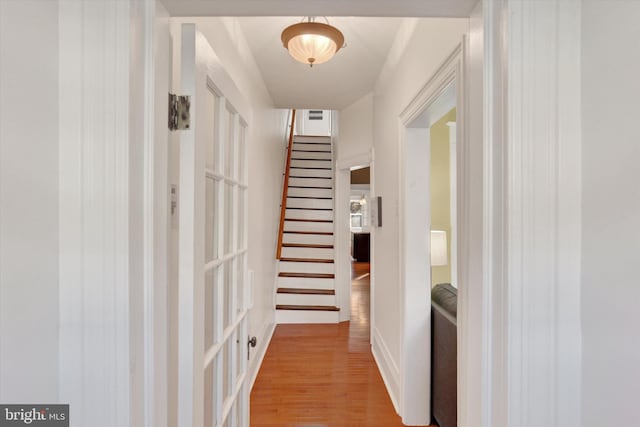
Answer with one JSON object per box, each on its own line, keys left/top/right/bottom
{"left": 142, "top": 1, "right": 170, "bottom": 427}
{"left": 335, "top": 150, "right": 375, "bottom": 328}
{"left": 397, "top": 44, "right": 463, "bottom": 425}
{"left": 58, "top": 2, "right": 145, "bottom": 426}
{"left": 135, "top": 0, "right": 581, "bottom": 427}
{"left": 482, "top": 1, "right": 583, "bottom": 426}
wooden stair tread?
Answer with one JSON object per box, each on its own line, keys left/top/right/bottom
{"left": 287, "top": 196, "right": 332, "bottom": 200}
{"left": 285, "top": 218, "right": 333, "bottom": 223}
{"left": 282, "top": 243, "right": 333, "bottom": 249}
{"left": 276, "top": 304, "right": 340, "bottom": 312}
{"left": 285, "top": 207, "right": 333, "bottom": 211}
{"left": 293, "top": 133, "right": 331, "bottom": 139}
{"left": 290, "top": 166, "right": 332, "bottom": 170}
{"left": 293, "top": 141, "right": 331, "bottom": 143}
{"left": 277, "top": 288, "right": 335, "bottom": 295}
{"left": 280, "top": 257, "right": 334, "bottom": 263}
{"left": 284, "top": 231, "right": 334, "bottom": 236}
{"left": 292, "top": 149, "right": 331, "bottom": 153}
{"left": 279, "top": 272, "right": 335, "bottom": 279}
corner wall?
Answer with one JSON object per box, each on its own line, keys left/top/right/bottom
{"left": 582, "top": 2, "right": 640, "bottom": 425}
{"left": 371, "top": 17, "right": 468, "bottom": 405}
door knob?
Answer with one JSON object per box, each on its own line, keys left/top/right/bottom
{"left": 247, "top": 336, "right": 257, "bottom": 361}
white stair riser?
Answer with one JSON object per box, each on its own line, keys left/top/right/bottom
{"left": 288, "top": 177, "right": 333, "bottom": 188}
{"left": 290, "top": 159, "right": 332, "bottom": 169}
{"left": 277, "top": 276, "right": 335, "bottom": 289}
{"left": 280, "top": 246, "right": 334, "bottom": 259}
{"left": 276, "top": 293, "right": 336, "bottom": 306}
{"left": 282, "top": 233, "right": 334, "bottom": 245}
{"left": 279, "top": 261, "right": 334, "bottom": 274}
{"left": 283, "top": 221, "right": 333, "bottom": 233}
{"left": 276, "top": 309, "right": 340, "bottom": 324}
{"left": 293, "top": 136, "right": 331, "bottom": 144}
{"left": 287, "top": 187, "right": 333, "bottom": 198}
{"left": 285, "top": 209, "right": 333, "bottom": 221}
{"left": 290, "top": 150, "right": 332, "bottom": 160}
{"left": 287, "top": 168, "right": 332, "bottom": 178}
{"left": 292, "top": 142, "right": 333, "bottom": 154}
{"left": 286, "top": 197, "right": 333, "bottom": 210}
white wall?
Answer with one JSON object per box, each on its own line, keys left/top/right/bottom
{"left": 370, "top": 17, "right": 468, "bottom": 404}
{"left": 337, "top": 93, "right": 374, "bottom": 162}
{"left": 0, "top": 0, "right": 59, "bottom": 402}
{"left": 296, "top": 109, "right": 332, "bottom": 136}
{"left": 582, "top": 2, "right": 640, "bottom": 426}
{"left": 333, "top": 94, "right": 375, "bottom": 322}
{"left": 168, "top": 17, "right": 287, "bottom": 395}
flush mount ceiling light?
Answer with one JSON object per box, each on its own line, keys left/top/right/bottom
{"left": 281, "top": 17, "right": 345, "bottom": 67}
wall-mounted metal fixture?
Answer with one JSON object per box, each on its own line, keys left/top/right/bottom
{"left": 168, "top": 93, "right": 190, "bottom": 130}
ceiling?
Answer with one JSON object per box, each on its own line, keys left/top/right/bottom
{"left": 161, "top": 0, "right": 477, "bottom": 18}
{"left": 160, "top": 0, "right": 476, "bottom": 110}
{"left": 236, "top": 17, "right": 403, "bottom": 109}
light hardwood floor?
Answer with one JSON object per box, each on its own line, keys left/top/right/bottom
{"left": 251, "top": 262, "right": 431, "bottom": 426}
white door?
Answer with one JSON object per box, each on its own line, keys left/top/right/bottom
{"left": 178, "top": 24, "right": 250, "bottom": 427}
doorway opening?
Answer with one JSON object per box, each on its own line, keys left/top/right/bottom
{"left": 154, "top": 9, "right": 477, "bottom": 426}
{"left": 349, "top": 166, "right": 371, "bottom": 330}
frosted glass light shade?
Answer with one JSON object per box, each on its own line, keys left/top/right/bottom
{"left": 430, "top": 230, "right": 448, "bottom": 267}
{"left": 281, "top": 22, "right": 344, "bottom": 66}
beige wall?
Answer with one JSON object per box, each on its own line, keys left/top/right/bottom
{"left": 430, "top": 108, "right": 456, "bottom": 286}
{"left": 0, "top": 0, "right": 60, "bottom": 402}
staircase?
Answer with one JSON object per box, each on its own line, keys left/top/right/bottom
{"left": 276, "top": 135, "right": 340, "bottom": 323}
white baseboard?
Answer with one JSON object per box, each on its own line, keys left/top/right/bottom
{"left": 248, "top": 321, "right": 276, "bottom": 391}
{"left": 371, "top": 327, "right": 401, "bottom": 414}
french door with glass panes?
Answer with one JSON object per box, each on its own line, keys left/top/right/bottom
{"left": 178, "top": 24, "right": 250, "bottom": 427}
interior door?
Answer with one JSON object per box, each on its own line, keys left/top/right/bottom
{"left": 178, "top": 24, "right": 250, "bottom": 427}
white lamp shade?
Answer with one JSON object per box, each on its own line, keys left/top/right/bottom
{"left": 430, "top": 230, "right": 448, "bottom": 266}
{"left": 287, "top": 34, "right": 337, "bottom": 65}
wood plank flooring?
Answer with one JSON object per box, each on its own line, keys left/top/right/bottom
{"left": 251, "top": 262, "right": 430, "bottom": 426}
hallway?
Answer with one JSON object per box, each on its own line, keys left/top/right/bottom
{"left": 251, "top": 263, "right": 421, "bottom": 426}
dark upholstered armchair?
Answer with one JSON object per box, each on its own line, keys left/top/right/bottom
{"left": 431, "top": 283, "right": 457, "bottom": 427}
